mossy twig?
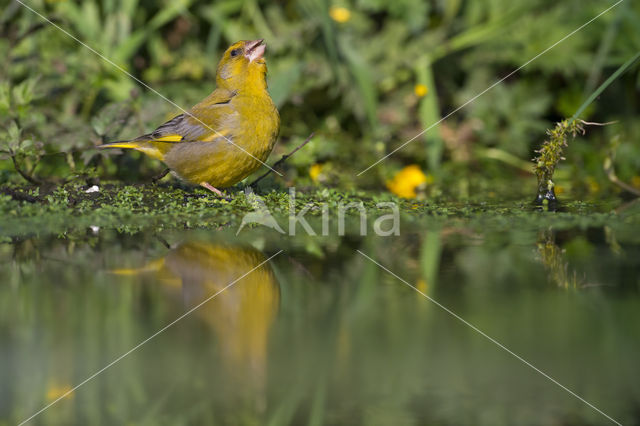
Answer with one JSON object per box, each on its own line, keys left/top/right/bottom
{"left": 533, "top": 120, "right": 584, "bottom": 204}
{"left": 10, "top": 153, "right": 41, "bottom": 185}
{"left": 249, "top": 132, "right": 315, "bottom": 189}
{"left": 150, "top": 168, "right": 171, "bottom": 184}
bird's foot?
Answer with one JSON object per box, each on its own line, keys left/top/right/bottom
{"left": 200, "top": 182, "right": 232, "bottom": 201}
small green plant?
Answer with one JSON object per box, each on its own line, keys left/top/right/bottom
{"left": 533, "top": 50, "right": 640, "bottom": 206}
{"left": 0, "top": 78, "right": 46, "bottom": 184}
{"left": 533, "top": 119, "right": 584, "bottom": 205}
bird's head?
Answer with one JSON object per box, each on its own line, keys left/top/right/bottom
{"left": 216, "top": 39, "right": 268, "bottom": 93}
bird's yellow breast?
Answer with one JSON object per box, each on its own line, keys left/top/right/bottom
{"left": 164, "top": 92, "right": 279, "bottom": 188}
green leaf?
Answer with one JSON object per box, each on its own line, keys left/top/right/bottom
{"left": 339, "top": 39, "right": 379, "bottom": 132}
{"left": 416, "top": 56, "right": 443, "bottom": 171}
{"left": 0, "top": 82, "right": 10, "bottom": 114}
{"left": 7, "top": 120, "right": 21, "bottom": 142}
{"left": 571, "top": 51, "right": 640, "bottom": 122}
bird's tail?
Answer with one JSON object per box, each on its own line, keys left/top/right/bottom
{"left": 98, "top": 140, "right": 164, "bottom": 160}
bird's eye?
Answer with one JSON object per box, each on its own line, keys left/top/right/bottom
{"left": 230, "top": 48, "right": 242, "bottom": 57}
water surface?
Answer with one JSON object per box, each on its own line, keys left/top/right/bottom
{"left": 1, "top": 201, "right": 639, "bottom": 425}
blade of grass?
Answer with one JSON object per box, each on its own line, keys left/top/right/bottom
{"left": 267, "top": 383, "right": 305, "bottom": 426}
{"left": 416, "top": 56, "right": 443, "bottom": 171}
{"left": 307, "top": 378, "right": 327, "bottom": 426}
{"left": 479, "top": 147, "right": 535, "bottom": 173}
{"left": 420, "top": 230, "right": 442, "bottom": 289}
{"left": 340, "top": 39, "right": 379, "bottom": 133}
{"left": 571, "top": 51, "right": 640, "bottom": 122}
{"left": 430, "top": 6, "right": 525, "bottom": 63}
{"left": 245, "top": 0, "right": 275, "bottom": 42}
{"left": 583, "top": 1, "right": 625, "bottom": 97}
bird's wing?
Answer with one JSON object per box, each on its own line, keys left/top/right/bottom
{"left": 135, "top": 88, "right": 237, "bottom": 144}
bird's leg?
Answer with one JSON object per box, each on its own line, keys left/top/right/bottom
{"left": 199, "top": 182, "right": 231, "bottom": 200}
{"left": 199, "top": 182, "right": 223, "bottom": 196}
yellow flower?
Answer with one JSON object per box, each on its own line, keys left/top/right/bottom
{"left": 414, "top": 84, "right": 428, "bottom": 98}
{"left": 586, "top": 177, "right": 600, "bottom": 193}
{"left": 416, "top": 279, "right": 428, "bottom": 294}
{"left": 386, "top": 164, "right": 428, "bottom": 198}
{"left": 329, "top": 6, "right": 351, "bottom": 23}
{"left": 632, "top": 176, "right": 640, "bottom": 189}
{"left": 46, "top": 384, "right": 74, "bottom": 402}
{"left": 309, "top": 164, "right": 323, "bottom": 183}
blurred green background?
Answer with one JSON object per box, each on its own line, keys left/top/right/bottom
{"left": 1, "top": 0, "right": 639, "bottom": 199}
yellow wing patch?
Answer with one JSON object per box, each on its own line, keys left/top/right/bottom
{"left": 153, "top": 135, "right": 183, "bottom": 142}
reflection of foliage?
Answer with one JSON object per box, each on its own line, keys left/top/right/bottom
{"left": 536, "top": 230, "right": 581, "bottom": 289}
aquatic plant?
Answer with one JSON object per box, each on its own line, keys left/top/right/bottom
{"left": 533, "top": 119, "right": 584, "bottom": 205}
{"left": 533, "top": 50, "right": 640, "bottom": 206}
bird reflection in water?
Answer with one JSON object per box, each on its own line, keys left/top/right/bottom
{"left": 113, "top": 241, "right": 280, "bottom": 414}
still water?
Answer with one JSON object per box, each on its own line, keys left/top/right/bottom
{"left": 1, "top": 209, "right": 639, "bottom": 425}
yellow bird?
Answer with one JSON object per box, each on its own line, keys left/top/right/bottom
{"left": 110, "top": 241, "right": 280, "bottom": 401}
{"left": 99, "top": 39, "right": 280, "bottom": 197}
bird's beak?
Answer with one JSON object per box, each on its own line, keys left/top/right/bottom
{"left": 245, "top": 39, "right": 266, "bottom": 63}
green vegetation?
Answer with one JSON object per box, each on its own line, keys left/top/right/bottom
{"left": 1, "top": 181, "right": 637, "bottom": 242}
{"left": 1, "top": 0, "right": 639, "bottom": 202}
{"left": 533, "top": 119, "right": 586, "bottom": 205}
{"left": 3, "top": 3, "right": 640, "bottom": 425}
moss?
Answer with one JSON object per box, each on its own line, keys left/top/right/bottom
{"left": 1, "top": 182, "right": 638, "bottom": 242}
{"left": 533, "top": 120, "right": 585, "bottom": 205}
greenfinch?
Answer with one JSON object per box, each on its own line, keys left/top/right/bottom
{"left": 99, "top": 39, "right": 280, "bottom": 197}
{"left": 110, "top": 241, "right": 279, "bottom": 396}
